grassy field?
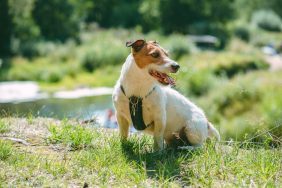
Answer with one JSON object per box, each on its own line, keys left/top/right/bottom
{"left": 1, "top": 28, "right": 282, "bottom": 187}
{"left": 0, "top": 118, "right": 281, "bottom": 187}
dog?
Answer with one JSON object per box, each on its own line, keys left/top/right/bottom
{"left": 112, "top": 39, "right": 220, "bottom": 150}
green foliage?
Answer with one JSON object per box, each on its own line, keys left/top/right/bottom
{"left": 177, "top": 67, "right": 218, "bottom": 97}
{"left": 47, "top": 121, "right": 98, "bottom": 150}
{"left": 139, "top": 0, "right": 160, "bottom": 32}
{"left": 159, "top": 0, "right": 234, "bottom": 34}
{"left": 198, "top": 71, "right": 282, "bottom": 141}
{"left": 251, "top": 10, "right": 282, "bottom": 32}
{"left": 78, "top": 42, "right": 128, "bottom": 72}
{"left": 177, "top": 52, "right": 268, "bottom": 96}
{"left": 0, "top": 141, "right": 12, "bottom": 161}
{"left": 32, "top": 0, "right": 79, "bottom": 42}
{"left": 235, "top": 0, "right": 282, "bottom": 19}
{"left": 0, "top": 0, "right": 12, "bottom": 56}
{"left": 85, "top": 0, "right": 142, "bottom": 29}
{"left": 164, "top": 34, "right": 192, "bottom": 60}
{"left": 234, "top": 26, "right": 250, "bottom": 41}
{"left": 260, "top": 84, "right": 282, "bottom": 139}
{"left": 250, "top": 29, "right": 282, "bottom": 47}
{"left": 8, "top": 0, "right": 40, "bottom": 56}
{"left": 6, "top": 57, "right": 79, "bottom": 83}
{"left": 1, "top": 0, "right": 240, "bottom": 57}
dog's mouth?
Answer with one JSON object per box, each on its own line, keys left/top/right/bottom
{"left": 149, "top": 70, "right": 175, "bottom": 86}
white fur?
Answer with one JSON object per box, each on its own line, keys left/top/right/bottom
{"left": 112, "top": 54, "right": 220, "bottom": 150}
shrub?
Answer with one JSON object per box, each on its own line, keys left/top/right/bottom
{"left": 197, "top": 71, "right": 282, "bottom": 142}
{"left": 191, "top": 52, "right": 269, "bottom": 78}
{"left": 164, "top": 34, "right": 192, "bottom": 60}
{"left": 78, "top": 41, "right": 128, "bottom": 72}
{"left": 234, "top": 26, "right": 250, "bottom": 41}
{"left": 250, "top": 28, "right": 282, "bottom": 47}
{"left": 251, "top": 10, "right": 282, "bottom": 32}
{"left": 177, "top": 52, "right": 269, "bottom": 96}
{"left": 212, "top": 54, "right": 269, "bottom": 78}
{"left": 177, "top": 67, "right": 218, "bottom": 97}
{"left": 6, "top": 57, "right": 80, "bottom": 83}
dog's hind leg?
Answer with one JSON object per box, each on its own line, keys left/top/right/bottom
{"left": 184, "top": 121, "right": 209, "bottom": 147}
{"left": 116, "top": 113, "right": 130, "bottom": 140}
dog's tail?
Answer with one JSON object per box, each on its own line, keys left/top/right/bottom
{"left": 207, "top": 122, "right": 220, "bottom": 141}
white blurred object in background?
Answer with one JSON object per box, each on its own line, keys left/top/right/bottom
{"left": 0, "top": 81, "right": 48, "bottom": 103}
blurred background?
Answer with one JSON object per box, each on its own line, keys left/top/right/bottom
{"left": 0, "top": 0, "right": 281, "bottom": 142}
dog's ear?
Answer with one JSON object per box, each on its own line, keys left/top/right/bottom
{"left": 126, "top": 39, "right": 146, "bottom": 52}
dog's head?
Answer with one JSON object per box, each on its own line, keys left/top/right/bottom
{"left": 126, "top": 39, "right": 180, "bottom": 86}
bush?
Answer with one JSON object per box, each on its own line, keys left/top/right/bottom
{"left": 181, "top": 52, "right": 268, "bottom": 76}
{"left": 78, "top": 43, "right": 128, "bottom": 72}
{"left": 234, "top": 26, "right": 250, "bottom": 41}
{"left": 163, "top": 34, "right": 192, "bottom": 60}
{"left": 251, "top": 10, "right": 282, "bottom": 32}
{"left": 177, "top": 52, "right": 268, "bottom": 97}
{"left": 177, "top": 66, "right": 218, "bottom": 97}
{"left": 197, "top": 71, "right": 282, "bottom": 142}
{"left": 250, "top": 28, "right": 282, "bottom": 47}
{"left": 212, "top": 53, "right": 269, "bottom": 78}
{"left": 6, "top": 57, "right": 80, "bottom": 83}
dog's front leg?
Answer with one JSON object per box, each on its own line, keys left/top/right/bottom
{"left": 153, "top": 118, "right": 166, "bottom": 151}
{"left": 116, "top": 113, "right": 130, "bottom": 140}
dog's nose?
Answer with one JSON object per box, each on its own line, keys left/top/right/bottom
{"left": 171, "top": 64, "right": 180, "bottom": 71}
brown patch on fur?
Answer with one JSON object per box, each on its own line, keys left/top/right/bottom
{"left": 167, "top": 127, "right": 191, "bottom": 148}
{"left": 131, "top": 41, "right": 169, "bottom": 69}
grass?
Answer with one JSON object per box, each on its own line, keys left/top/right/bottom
{"left": 0, "top": 119, "right": 9, "bottom": 133}
{"left": 0, "top": 118, "right": 281, "bottom": 187}
{"left": 0, "top": 140, "right": 13, "bottom": 160}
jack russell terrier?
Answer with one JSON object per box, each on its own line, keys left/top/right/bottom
{"left": 112, "top": 39, "right": 220, "bottom": 151}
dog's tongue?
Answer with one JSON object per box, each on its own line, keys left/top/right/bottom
{"left": 167, "top": 76, "right": 176, "bottom": 86}
{"left": 161, "top": 73, "right": 175, "bottom": 86}
{"left": 150, "top": 70, "right": 176, "bottom": 86}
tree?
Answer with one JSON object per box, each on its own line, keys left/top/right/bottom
{"left": 8, "top": 0, "right": 40, "bottom": 56}
{"left": 33, "top": 0, "right": 79, "bottom": 42}
{"left": 159, "top": 0, "right": 235, "bottom": 34}
{"left": 0, "top": 0, "right": 12, "bottom": 57}
{"left": 85, "top": 0, "right": 142, "bottom": 29}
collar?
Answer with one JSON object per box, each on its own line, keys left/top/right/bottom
{"left": 120, "top": 85, "right": 156, "bottom": 99}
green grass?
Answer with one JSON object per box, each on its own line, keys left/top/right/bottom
{"left": 0, "top": 140, "right": 13, "bottom": 160}
{"left": 47, "top": 120, "right": 99, "bottom": 150}
{"left": 0, "top": 120, "right": 10, "bottom": 133}
{"left": 0, "top": 118, "right": 281, "bottom": 187}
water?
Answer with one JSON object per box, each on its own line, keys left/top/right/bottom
{"left": 0, "top": 95, "right": 113, "bottom": 124}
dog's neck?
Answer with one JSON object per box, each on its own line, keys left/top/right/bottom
{"left": 119, "top": 54, "right": 157, "bottom": 97}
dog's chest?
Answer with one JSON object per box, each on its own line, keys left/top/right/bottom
{"left": 118, "top": 97, "right": 154, "bottom": 125}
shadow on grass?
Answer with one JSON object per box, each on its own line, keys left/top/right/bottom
{"left": 120, "top": 139, "right": 199, "bottom": 185}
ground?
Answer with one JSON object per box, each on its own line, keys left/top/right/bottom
{"left": 0, "top": 118, "right": 281, "bottom": 187}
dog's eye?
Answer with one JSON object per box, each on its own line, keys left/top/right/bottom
{"left": 151, "top": 52, "right": 160, "bottom": 58}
